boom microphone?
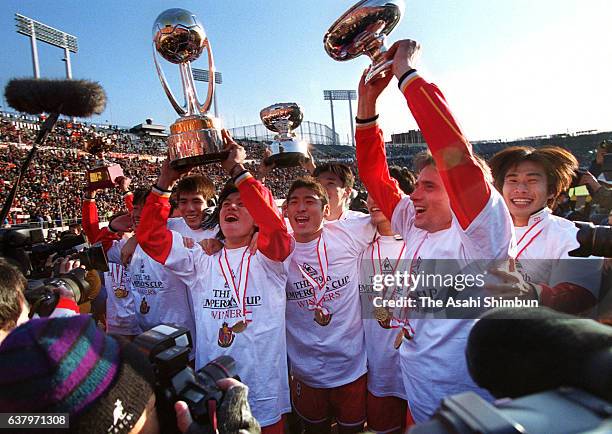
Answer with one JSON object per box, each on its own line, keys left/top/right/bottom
{"left": 466, "top": 307, "right": 612, "bottom": 401}
{"left": 4, "top": 78, "right": 106, "bottom": 117}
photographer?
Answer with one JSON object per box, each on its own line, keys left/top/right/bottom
{"left": 0, "top": 258, "right": 80, "bottom": 345}
{"left": 0, "top": 315, "right": 261, "bottom": 434}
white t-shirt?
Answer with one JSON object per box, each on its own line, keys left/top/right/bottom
{"left": 104, "top": 259, "right": 139, "bottom": 335}
{"left": 167, "top": 217, "right": 217, "bottom": 242}
{"left": 107, "top": 239, "right": 196, "bottom": 345}
{"left": 162, "top": 232, "right": 291, "bottom": 427}
{"left": 513, "top": 208, "right": 602, "bottom": 297}
{"left": 285, "top": 215, "right": 376, "bottom": 388}
{"left": 391, "top": 190, "right": 514, "bottom": 422}
{"left": 359, "top": 234, "right": 407, "bottom": 399}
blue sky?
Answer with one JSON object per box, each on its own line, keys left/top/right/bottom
{"left": 1, "top": 0, "right": 611, "bottom": 143}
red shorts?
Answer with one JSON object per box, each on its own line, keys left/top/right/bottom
{"left": 261, "top": 415, "right": 285, "bottom": 434}
{"left": 366, "top": 392, "right": 411, "bottom": 433}
{"left": 291, "top": 375, "right": 367, "bottom": 427}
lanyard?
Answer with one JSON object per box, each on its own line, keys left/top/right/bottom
{"left": 370, "top": 236, "right": 406, "bottom": 300}
{"left": 516, "top": 219, "right": 545, "bottom": 259}
{"left": 297, "top": 234, "right": 329, "bottom": 313}
{"left": 218, "top": 247, "right": 253, "bottom": 321}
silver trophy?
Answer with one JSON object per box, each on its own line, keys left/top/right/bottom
{"left": 153, "top": 8, "right": 226, "bottom": 168}
{"left": 324, "top": 0, "right": 405, "bottom": 84}
{"left": 260, "top": 103, "right": 309, "bottom": 168}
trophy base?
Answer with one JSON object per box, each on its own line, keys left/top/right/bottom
{"left": 364, "top": 58, "right": 394, "bottom": 84}
{"left": 266, "top": 139, "right": 308, "bottom": 168}
{"left": 170, "top": 151, "right": 230, "bottom": 169}
{"left": 265, "top": 152, "right": 306, "bottom": 169}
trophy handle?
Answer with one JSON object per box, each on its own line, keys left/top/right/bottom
{"left": 197, "top": 39, "right": 215, "bottom": 115}
{"left": 152, "top": 42, "right": 187, "bottom": 116}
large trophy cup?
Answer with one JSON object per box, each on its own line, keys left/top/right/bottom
{"left": 324, "top": 0, "right": 405, "bottom": 83}
{"left": 260, "top": 103, "right": 309, "bottom": 168}
{"left": 153, "top": 8, "right": 226, "bottom": 168}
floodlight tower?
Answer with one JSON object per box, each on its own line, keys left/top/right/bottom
{"left": 192, "top": 68, "right": 223, "bottom": 118}
{"left": 323, "top": 89, "right": 357, "bottom": 146}
{"left": 15, "top": 13, "right": 78, "bottom": 79}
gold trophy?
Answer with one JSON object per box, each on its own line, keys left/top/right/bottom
{"left": 153, "top": 8, "right": 227, "bottom": 168}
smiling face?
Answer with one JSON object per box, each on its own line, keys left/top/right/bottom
{"left": 287, "top": 187, "right": 329, "bottom": 242}
{"left": 219, "top": 192, "right": 255, "bottom": 246}
{"left": 178, "top": 192, "right": 206, "bottom": 230}
{"left": 502, "top": 161, "right": 552, "bottom": 227}
{"left": 410, "top": 165, "right": 453, "bottom": 233}
{"left": 367, "top": 194, "right": 387, "bottom": 226}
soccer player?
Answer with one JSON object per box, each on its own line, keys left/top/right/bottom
{"left": 313, "top": 162, "right": 364, "bottom": 222}
{"left": 358, "top": 171, "right": 415, "bottom": 433}
{"left": 489, "top": 146, "right": 602, "bottom": 312}
{"left": 355, "top": 39, "right": 514, "bottom": 422}
{"left": 136, "top": 132, "right": 293, "bottom": 434}
{"left": 285, "top": 177, "right": 376, "bottom": 434}
{"left": 81, "top": 177, "right": 139, "bottom": 336}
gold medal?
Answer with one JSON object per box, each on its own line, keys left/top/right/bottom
{"left": 231, "top": 320, "right": 247, "bottom": 333}
{"left": 393, "top": 328, "right": 404, "bottom": 349}
{"left": 114, "top": 287, "right": 129, "bottom": 298}
{"left": 314, "top": 308, "right": 332, "bottom": 326}
{"left": 374, "top": 306, "right": 390, "bottom": 322}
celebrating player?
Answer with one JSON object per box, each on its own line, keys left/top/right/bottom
{"left": 285, "top": 176, "right": 376, "bottom": 433}
{"left": 355, "top": 39, "right": 515, "bottom": 422}
{"left": 136, "top": 131, "right": 293, "bottom": 433}
{"left": 489, "top": 146, "right": 602, "bottom": 312}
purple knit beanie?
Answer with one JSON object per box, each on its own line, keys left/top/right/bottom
{"left": 0, "top": 315, "right": 156, "bottom": 433}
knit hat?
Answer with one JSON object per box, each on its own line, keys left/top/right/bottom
{"left": 0, "top": 315, "right": 156, "bottom": 433}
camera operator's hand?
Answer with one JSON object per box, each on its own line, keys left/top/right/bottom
{"left": 174, "top": 378, "right": 261, "bottom": 434}
{"left": 579, "top": 171, "right": 602, "bottom": 193}
{"left": 221, "top": 130, "right": 247, "bottom": 177}
{"left": 57, "top": 257, "right": 81, "bottom": 275}
{"left": 115, "top": 175, "right": 131, "bottom": 192}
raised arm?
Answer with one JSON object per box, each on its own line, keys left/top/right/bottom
{"left": 392, "top": 40, "right": 490, "bottom": 230}
{"left": 81, "top": 190, "right": 102, "bottom": 242}
{"left": 222, "top": 131, "right": 292, "bottom": 261}
{"left": 355, "top": 71, "right": 403, "bottom": 221}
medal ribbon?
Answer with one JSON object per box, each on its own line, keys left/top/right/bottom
{"left": 110, "top": 263, "right": 124, "bottom": 289}
{"left": 218, "top": 247, "right": 252, "bottom": 322}
{"left": 297, "top": 234, "right": 330, "bottom": 315}
{"left": 516, "top": 219, "right": 545, "bottom": 259}
{"left": 370, "top": 235, "right": 406, "bottom": 301}
{"left": 393, "top": 234, "right": 427, "bottom": 333}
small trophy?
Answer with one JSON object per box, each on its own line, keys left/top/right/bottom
{"left": 324, "top": 0, "right": 405, "bottom": 83}
{"left": 85, "top": 135, "right": 124, "bottom": 190}
{"left": 260, "top": 103, "right": 309, "bottom": 168}
{"left": 152, "top": 8, "right": 226, "bottom": 168}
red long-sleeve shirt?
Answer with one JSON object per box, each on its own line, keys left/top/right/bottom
{"left": 356, "top": 72, "right": 490, "bottom": 230}
{"left": 136, "top": 172, "right": 292, "bottom": 264}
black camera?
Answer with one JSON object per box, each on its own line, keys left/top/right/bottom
{"left": 25, "top": 267, "right": 92, "bottom": 317}
{"left": 0, "top": 228, "right": 109, "bottom": 277}
{"left": 408, "top": 387, "right": 611, "bottom": 434}
{"left": 133, "top": 325, "right": 238, "bottom": 434}
{"left": 568, "top": 221, "right": 612, "bottom": 258}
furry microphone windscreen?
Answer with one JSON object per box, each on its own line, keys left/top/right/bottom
{"left": 466, "top": 307, "right": 612, "bottom": 399}
{"left": 4, "top": 78, "right": 106, "bottom": 117}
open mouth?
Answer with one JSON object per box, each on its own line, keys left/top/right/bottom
{"left": 369, "top": 207, "right": 381, "bottom": 214}
{"left": 294, "top": 215, "right": 309, "bottom": 225}
{"left": 414, "top": 206, "right": 426, "bottom": 216}
{"left": 510, "top": 198, "right": 533, "bottom": 207}
{"left": 224, "top": 214, "right": 239, "bottom": 223}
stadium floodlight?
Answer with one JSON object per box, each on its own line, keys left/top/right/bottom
{"left": 323, "top": 90, "right": 357, "bottom": 146}
{"left": 192, "top": 68, "right": 223, "bottom": 117}
{"left": 15, "top": 13, "right": 78, "bottom": 79}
